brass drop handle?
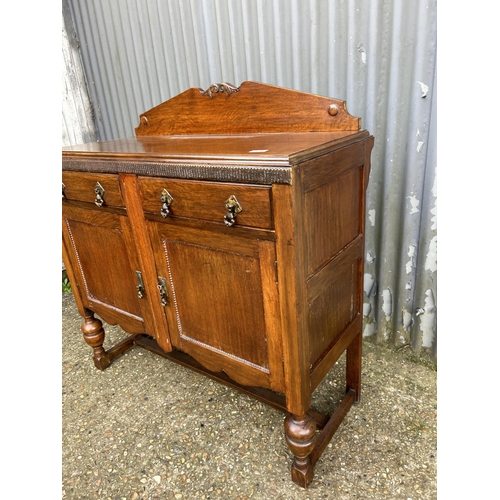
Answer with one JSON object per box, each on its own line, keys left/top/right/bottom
{"left": 62, "top": 182, "right": 66, "bottom": 199}
{"left": 223, "top": 195, "right": 242, "bottom": 227}
{"left": 160, "top": 188, "right": 174, "bottom": 218}
{"left": 94, "top": 182, "right": 105, "bottom": 207}
{"left": 135, "top": 271, "right": 145, "bottom": 299}
{"left": 157, "top": 276, "right": 168, "bottom": 306}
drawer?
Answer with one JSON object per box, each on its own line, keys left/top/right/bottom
{"left": 62, "top": 172, "right": 124, "bottom": 208}
{"left": 138, "top": 177, "right": 273, "bottom": 229}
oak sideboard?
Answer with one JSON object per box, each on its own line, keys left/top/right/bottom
{"left": 62, "top": 81, "right": 374, "bottom": 488}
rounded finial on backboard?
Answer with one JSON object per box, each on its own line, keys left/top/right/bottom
{"left": 328, "top": 104, "right": 339, "bottom": 116}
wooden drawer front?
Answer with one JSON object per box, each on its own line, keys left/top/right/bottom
{"left": 62, "top": 172, "right": 124, "bottom": 208}
{"left": 138, "top": 177, "right": 272, "bottom": 229}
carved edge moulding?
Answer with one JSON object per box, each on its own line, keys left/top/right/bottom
{"left": 62, "top": 159, "right": 294, "bottom": 185}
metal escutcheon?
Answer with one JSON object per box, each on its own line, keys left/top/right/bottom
{"left": 157, "top": 276, "right": 169, "bottom": 306}
{"left": 135, "top": 271, "right": 145, "bottom": 299}
{"left": 160, "top": 188, "right": 174, "bottom": 218}
{"left": 223, "top": 195, "right": 242, "bottom": 227}
{"left": 94, "top": 182, "right": 105, "bottom": 207}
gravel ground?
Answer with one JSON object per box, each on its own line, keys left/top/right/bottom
{"left": 62, "top": 291, "right": 437, "bottom": 500}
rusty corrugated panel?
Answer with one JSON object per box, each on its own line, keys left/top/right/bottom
{"left": 65, "top": 0, "right": 437, "bottom": 354}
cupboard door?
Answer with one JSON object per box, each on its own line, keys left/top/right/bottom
{"left": 62, "top": 204, "right": 152, "bottom": 335}
{"left": 149, "top": 223, "right": 284, "bottom": 392}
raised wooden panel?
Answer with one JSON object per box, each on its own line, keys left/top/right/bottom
{"left": 62, "top": 172, "right": 124, "bottom": 207}
{"left": 307, "top": 239, "right": 363, "bottom": 368}
{"left": 303, "top": 166, "right": 362, "bottom": 277}
{"left": 308, "top": 269, "right": 356, "bottom": 366}
{"left": 166, "top": 240, "right": 269, "bottom": 368}
{"left": 62, "top": 207, "right": 144, "bottom": 329}
{"left": 301, "top": 141, "right": 365, "bottom": 193}
{"left": 138, "top": 177, "right": 272, "bottom": 229}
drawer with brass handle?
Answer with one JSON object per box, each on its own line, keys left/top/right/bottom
{"left": 62, "top": 172, "right": 124, "bottom": 208}
{"left": 138, "top": 177, "right": 273, "bottom": 229}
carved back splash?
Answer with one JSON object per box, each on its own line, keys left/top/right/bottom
{"left": 135, "top": 81, "right": 361, "bottom": 136}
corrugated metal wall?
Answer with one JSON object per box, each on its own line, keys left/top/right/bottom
{"left": 65, "top": 0, "right": 437, "bottom": 356}
{"left": 62, "top": 0, "right": 98, "bottom": 146}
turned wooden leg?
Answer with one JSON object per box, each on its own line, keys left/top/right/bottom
{"left": 284, "top": 413, "right": 317, "bottom": 488}
{"left": 81, "top": 309, "right": 110, "bottom": 370}
{"left": 346, "top": 331, "right": 362, "bottom": 402}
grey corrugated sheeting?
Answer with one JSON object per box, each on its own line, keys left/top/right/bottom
{"left": 66, "top": 0, "right": 437, "bottom": 356}
{"left": 62, "top": 0, "right": 97, "bottom": 147}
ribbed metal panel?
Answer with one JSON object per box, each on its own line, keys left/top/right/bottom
{"left": 62, "top": 0, "right": 97, "bottom": 146}
{"left": 65, "top": 0, "right": 437, "bottom": 355}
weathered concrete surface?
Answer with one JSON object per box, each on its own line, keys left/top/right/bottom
{"left": 62, "top": 292, "right": 436, "bottom": 499}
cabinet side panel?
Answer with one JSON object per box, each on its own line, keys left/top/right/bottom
{"left": 307, "top": 241, "right": 362, "bottom": 367}
{"left": 303, "top": 166, "right": 362, "bottom": 277}
{"left": 299, "top": 139, "right": 369, "bottom": 376}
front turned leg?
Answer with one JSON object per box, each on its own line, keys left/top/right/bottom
{"left": 81, "top": 309, "right": 110, "bottom": 370}
{"left": 284, "top": 413, "right": 317, "bottom": 488}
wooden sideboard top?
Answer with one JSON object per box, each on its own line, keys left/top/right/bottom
{"left": 62, "top": 130, "right": 368, "bottom": 164}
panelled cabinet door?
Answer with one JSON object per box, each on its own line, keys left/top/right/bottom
{"left": 62, "top": 204, "right": 152, "bottom": 335}
{"left": 148, "top": 222, "right": 284, "bottom": 392}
